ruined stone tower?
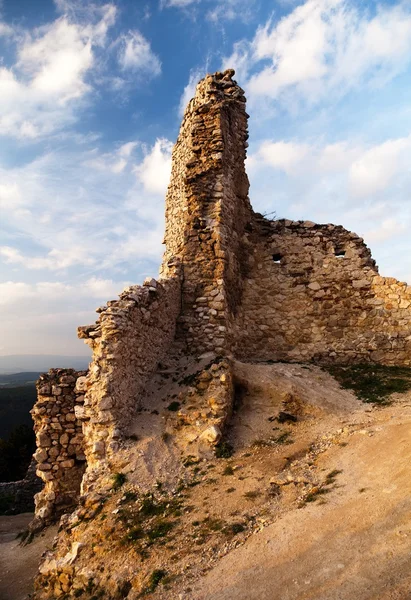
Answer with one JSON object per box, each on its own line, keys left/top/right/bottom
{"left": 30, "top": 69, "right": 411, "bottom": 529}
{"left": 161, "top": 69, "right": 253, "bottom": 355}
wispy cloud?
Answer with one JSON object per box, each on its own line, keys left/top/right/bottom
{"left": 224, "top": 0, "right": 411, "bottom": 109}
{"left": 117, "top": 30, "right": 161, "bottom": 76}
{"left": 0, "top": 137, "right": 172, "bottom": 274}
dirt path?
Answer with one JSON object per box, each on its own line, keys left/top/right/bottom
{"left": 0, "top": 514, "right": 57, "bottom": 600}
{"left": 190, "top": 405, "right": 411, "bottom": 600}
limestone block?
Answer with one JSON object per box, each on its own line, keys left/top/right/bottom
{"left": 199, "top": 425, "right": 222, "bottom": 445}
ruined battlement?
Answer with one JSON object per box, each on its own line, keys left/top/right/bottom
{"left": 29, "top": 70, "right": 411, "bottom": 529}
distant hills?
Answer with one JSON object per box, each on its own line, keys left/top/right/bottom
{"left": 0, "top": 354, "right": 90, "bottom": 375}
{"left": 0, "top": 372, "right": 41, "bottom": 387}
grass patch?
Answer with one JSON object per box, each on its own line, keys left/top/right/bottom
{"left": 253, "top": 431, "right": 294, "bottom": 447}
{"left": 141, "top": 569, "right": 167, "bottom": 596}
{"left": 275, "top": 432, "right": 294, "bottom": 445}
{"left": 325, "top": 364, "right": 411, "bottom": 404}
{"left": 119, "top": 491, "right": 181, "bottom": 555}
{"left": 146, "top": 520, "right": 174, "bottom": 542}
{"left": 222, "top": 465, "right": 234, "bottom": 476}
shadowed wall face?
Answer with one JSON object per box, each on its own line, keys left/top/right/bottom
{"left": 233, "top": 218, "right": 411, "bottom": 365}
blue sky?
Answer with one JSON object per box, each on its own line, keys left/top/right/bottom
{"left": 1, "top": 0, "right": 411, "bottom": 356}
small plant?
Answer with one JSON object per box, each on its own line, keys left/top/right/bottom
{"left": 118, "top": 580, "right": 132, "bottom": 598}
{"left": 183, "top": 455, "right": 200, "bottom": 467}
{"left": 167, "top": 401, "right": 181, "bottom": 412}
{"left": 243, "top": 490, "right": 261, "bottom": 500}
{"left": 226, "top": 487, "right": 236, "bottom": 493}
{"left": 275, "top": 432, "right": 294, "bottom": 445}
{"left": 126, "top": 527, "right": 144, "bottom": 542}
{"left": 146, "top": 520, "right": 174, "bottom": 542}
{"left": 223, "top": 465, "right": 234, "bottom": 476}
{"left": 215, "top": 441, "right": 234, "bottom": 459}
{"left": 325, "top": 469, "right": 342, "bottom": 484}
{"left": 141, "top": 569, "right": 167, "bottom": 595}
{"left": 225, "top": 522, "right": 245, "bottom": 535}
{"left": 304, "top": 487, "right": 330, "bottom": 503}
{"left": 112, "top": 472, "right": 127, "bottom": 490}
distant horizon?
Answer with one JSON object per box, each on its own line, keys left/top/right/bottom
{"left": 0, "top": 354, "right": 91, "bottom": 375}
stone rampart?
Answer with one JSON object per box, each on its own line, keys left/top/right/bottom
{"left": 30, "top": 369, "right": 86, "bottom": 530}
{"left": 77, "top": 270, "right": 181, "bottom": 492}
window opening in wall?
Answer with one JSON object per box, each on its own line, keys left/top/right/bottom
{"left": 272, "top": 253, "right": 283, "bottom": 263}
{"left": 334, "top": 248, "right": 346, "bottom": 258}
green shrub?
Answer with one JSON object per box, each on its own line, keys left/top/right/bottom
{"left": 215, "top": 442, "right": 233, "bottom": 459}
{"left": 112, "top": 473, "right": 127, "bottom": 491}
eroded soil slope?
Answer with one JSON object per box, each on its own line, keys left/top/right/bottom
{"left": 26, "top": 362, "right": 411, "bottom": 599}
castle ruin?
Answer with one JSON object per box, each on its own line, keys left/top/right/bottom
{"left": 31, "top": 69, "right": 411, "bottom": 529}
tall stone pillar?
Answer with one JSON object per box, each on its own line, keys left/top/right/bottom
{"left": 161, "top": 69, "right": 252, "bottom": 355}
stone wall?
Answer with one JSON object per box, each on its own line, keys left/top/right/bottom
{"left": 77, "top": 270, "right": 181, "bottom": 492}
{"left": 31, "top": 369, "right": 86, "bottom": 530}
{"left": 233, "top": 218, "right": 411, "bottom": 365}
{"left": 161, "top": 69, "right": 253, "bottom": 355}
{"left": 0, "top": 459, "right": 42, "bottom": 515}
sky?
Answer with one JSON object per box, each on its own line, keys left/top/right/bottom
{"left": 1, "top": 0, "right": 411, "bottom": 357}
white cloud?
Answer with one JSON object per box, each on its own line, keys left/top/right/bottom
{"left": 85, "top": 141, "right": 138, "bottom": 174}
{"left": 0, "top": 245, "right": 96, "bottom": 270}
{"left": 18, "top": 18, "right": 93, "bottom": 101}
{"left": 178, "top": 68, "right": 204, "bottom": 115}
{"left": 161, "top": 0, "right": 199, "bottom": 7}
{"left": 0, "top": 139, "right": 168, "bottom": 277}
{"left": 365, "top": 218, "right": 407, "bottom": 244}
{"left": 349, "top": 137, "right": 411, "bottom": 198}
{"left": 0, "top": 22, "right": 14, "bottom": 36}
{"left": 207, "top": 0, "right": 258, "bottom": 24}
{"left": 224, "top": 0, "right": 411, "bottom": 108}
{"left": 251, "top": 135, "right": 411, "bottom": 200}
{"left": 257, "top": 140, "right": 310, "bottom": 174}
{"left": 0, "top": 277, "right": 129, "bottom": 354}
{"left": 134, "top": 138, "right": 173, "bottom": 195}
{"left": 0, "top": 4, "right": 117, "bottom": 139}
{"left": 118, "top": 30, "right": 161, "bottom": 76}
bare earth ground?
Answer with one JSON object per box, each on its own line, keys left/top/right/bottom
{"left": 0, "top": 514, "right": 57, "bottom": 600}
{"left": 190, "top": 392, "right": 411, "bottom": 599}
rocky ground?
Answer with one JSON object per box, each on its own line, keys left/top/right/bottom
{"left": 3, "top": 361, "right": 411, "bottom": 599}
